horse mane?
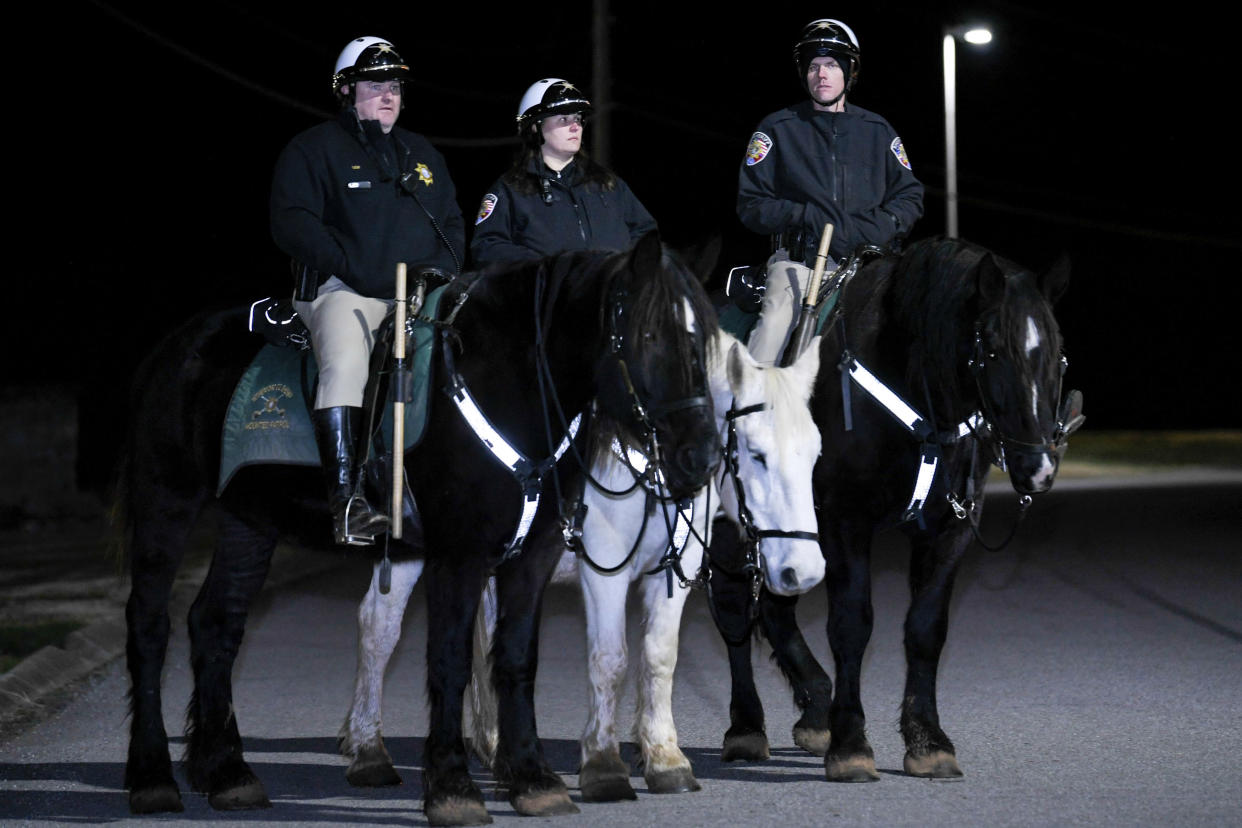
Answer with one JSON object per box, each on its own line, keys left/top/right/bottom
{"left": 885, "top": 237, "right": 1054, "bottom": 411}
{"left": 462, "top": 244, "right": 717, "bottom": 474}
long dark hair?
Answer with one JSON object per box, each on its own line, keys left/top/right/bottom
{"left": 503, "top": 137, "right": 618, "bottom": 196}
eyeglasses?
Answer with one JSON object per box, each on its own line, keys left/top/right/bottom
{"left": 361, "top": 81, "right": 402, "bottom": 96}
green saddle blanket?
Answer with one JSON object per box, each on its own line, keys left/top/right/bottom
{"left": 217, "top": 285, "right": 447, "bottom": 495}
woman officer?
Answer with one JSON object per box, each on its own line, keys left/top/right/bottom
{"left": 471, "top": 79, "right": 656, "bottom": 266}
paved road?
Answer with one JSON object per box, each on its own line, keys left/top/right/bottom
{"left": 2, "top": 472, "right": 1241, "bottom": 826}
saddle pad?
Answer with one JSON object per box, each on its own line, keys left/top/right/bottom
{"left": 217, "top": 285, "right": 447, "bottom": 495}
{"left": 717, "top": 289, "right": 841, "bottom": 345}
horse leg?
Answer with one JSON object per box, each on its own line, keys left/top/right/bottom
{"left": 634, "top": 542, "right": 700, "bottom": 794}
{"left": 577, "top": 564, "right": 636, "bottom": 802}
{"left": 422, "top": 556, "right": 492, "bottom": 827}
{"left": 340, "top": 558, "right": 424, "bottom": 787}
{"left": 184, "top": 509, "right": 277, "bottom": 810}
{"left": 822, "top": 519, "right": 880, "bottom": 782}
{"left": 124, "top": 496, "right": 202, "bottom": 814}
{"left": 491, "top": 544, "right": 578, "bottom": 818}
{"left": 707, "top": 547, "right": 770, "bottom": 762}
{"left": 466, "top": 576, "right": 500, "bottom": 768}
{"left": 900, "top": 526, "right": 969, "bottom": 778}
{"left": 757, "top": 590, "right": 834, "bottom": 757}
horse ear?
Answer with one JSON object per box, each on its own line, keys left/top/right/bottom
{"left": 675, "top": 232, "right": 722, "bottom": 285}
{"left": 1041, "top": 253, "right": 1071, "bottom": 305}
{"left": 976, "top": 253, "right": 1008, "bottom": 305}
{"left": 727, "top": 340, "right": 759, "bottom": 398}
{"left": 632, "top": 230, "right": 663, "bottom": 272}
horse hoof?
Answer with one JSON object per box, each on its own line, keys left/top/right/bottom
{"left": 208, "top": 777, "right": 271, "bottom": 810}
{"left": 580, "top": 753, "right": 636, "bottom": 802}
{"left": 425, "top": 796, "right": 493, "bottom": 826}
{"left": 511, "top": 788, "right": 579, "bottom": 817}
{"left": 645, "top": 766, "right": 700, "bottom": 794}
{"left": 824, "top": 754, "right": 880, "bottom": 783}
{"left": 128, "top": 782, "right": 184, "bottom": 814}
{"left": 721, "top": 730, "right": 770, "bottom": 762}
{"left": 346, "top": 744, "right": 403, "bottom": 787}
{"left": 904, "top": 750, "right": 963, "bottom": 779}
{"left": 792, "top": 726, "right": 831, "bottom": 757}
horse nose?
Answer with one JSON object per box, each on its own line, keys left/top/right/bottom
{"left": 1011, "top": 452, "right": 1058, "bottom": 495}
{"left": 674, "top": 440, "right": 720, "bottom": 486}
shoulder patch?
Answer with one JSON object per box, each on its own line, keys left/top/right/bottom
{"left": 475, "top": 193, "right": 498, "bottom": 225}
{"left": 745, "top": 131, "right": 773, "bottom": 166}
{"left": 890, "top": 137, "right": 912, "bottom": 171}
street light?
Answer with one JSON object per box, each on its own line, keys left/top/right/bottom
{"left": 943, "top": 25, "right": 992, "bottom": 238}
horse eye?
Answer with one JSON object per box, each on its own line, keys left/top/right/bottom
{"left": 750, "top": 451, "right": 768, "bottom": 468}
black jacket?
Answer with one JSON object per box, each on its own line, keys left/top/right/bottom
{"left": 737, "top": 101, "right": 924, "bottom": 260}
{"left": 470, "top": 158, "right": 656, "bottom": 267}
{"left": 270, "top": 108, "right": 465, "bottom": 297}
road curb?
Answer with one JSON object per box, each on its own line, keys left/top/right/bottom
{"left": 0, "top": 544, "right": 345, "bottom": 730}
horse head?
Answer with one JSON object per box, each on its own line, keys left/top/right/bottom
{"left": 972, "top": 252, "right": 1084, "bottom": 495}
{"left": 593, "top": 231, "right": 720, "bottom": 500}
{"left": 711, "top": 331, "right": 825, "bottom": 596}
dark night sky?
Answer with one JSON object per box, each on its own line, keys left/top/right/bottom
{"left": 36, "top": 1, "right": 1240, "bottom": 434}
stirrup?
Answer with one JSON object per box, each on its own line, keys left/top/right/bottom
{"left": 334, "top": 493, "right": 389, "bottom": 546}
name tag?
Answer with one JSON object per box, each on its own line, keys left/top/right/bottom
{"left": 347, "top": 181, "right": 372, "bottom": 189}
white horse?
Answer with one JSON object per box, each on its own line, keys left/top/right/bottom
{"left": 338, "top": 330, "right": 824, "bottom": 800}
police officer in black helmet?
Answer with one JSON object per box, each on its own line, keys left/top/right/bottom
{"left": 738, "top": 19, "right": 924, "bottom": 365}
{"left": 270, "top": 36, "right": 465, "bottom": 546}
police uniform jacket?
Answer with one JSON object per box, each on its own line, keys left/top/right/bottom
{"left": 470, "top": 158, "right": 657, "bottom": 267}
{"left": 271, "top": 108, "right": 465, "bottom": 297}
{"left": 737, "top": 101, "right": 924, "bottom": 261}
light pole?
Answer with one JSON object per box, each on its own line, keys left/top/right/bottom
{"left": 943, "top": 26, "right": 992, "bottom": 238}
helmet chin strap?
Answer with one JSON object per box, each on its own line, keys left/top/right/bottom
{"left": 811, "top": 88, "right": 847, "bottom": 109}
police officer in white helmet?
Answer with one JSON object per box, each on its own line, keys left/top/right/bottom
{"left": 270, "top": 36, "right": 465, "bottom": 546}
{"left": 471, "top": 78, "right": 655, "bottom": 266}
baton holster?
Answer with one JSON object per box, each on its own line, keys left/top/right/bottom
{"left": 292, "top": 260, "right": 327, "bottom": 302}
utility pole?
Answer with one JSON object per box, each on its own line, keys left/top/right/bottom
{"left": 592, "top": 0, "right": 611, "bottom": 165}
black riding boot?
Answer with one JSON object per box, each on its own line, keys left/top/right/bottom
{"left": 312, "top": 406, "right": 389, "bottom": 546}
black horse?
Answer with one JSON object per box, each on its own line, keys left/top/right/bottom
{"left": 120, "top": 231, "right": 721, "bottom": 824}
{"left": 708, "top": 236, "right": 1081, "bottom": 781}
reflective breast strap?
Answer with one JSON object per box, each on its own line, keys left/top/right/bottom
{"left": 449, "top": 379, "right": 582, "bottom": 560}
{"left": 840, "top": 353, "right": 983, "bottom": 526}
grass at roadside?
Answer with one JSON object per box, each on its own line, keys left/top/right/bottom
{"left": 1059, "top": 430, "right": 1242, "bottom": 475}
{"left": 0, "top": 621, "right": 86, "bottom": 673}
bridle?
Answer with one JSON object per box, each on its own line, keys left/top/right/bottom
{"left": 705, "top": 399, "right": 820, "bottom": 640}
{"left": 966, "top": 329, "right": 1084, "bottom": 471}
{"left": 441, "top": 256, "right": 715, "bottom": 566}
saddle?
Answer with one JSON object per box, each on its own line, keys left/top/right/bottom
{"left": 720, "top": 244, "right": 884, "bottom": 345}
{"left": 218, "top": 279, "right": 451, "bottom": 501}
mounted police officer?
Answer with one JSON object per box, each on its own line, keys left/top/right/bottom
{"left": 471, "top": 78, "right": 656, "bottom": 266}
{"left": 270, "top": 36, "right": 465, "bottom": 546}
{"left": 738, "top": 18, "right": 924, "bottom": 365}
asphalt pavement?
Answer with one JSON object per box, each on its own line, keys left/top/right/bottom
{"left": 1, "top": 467, "right": 1241, "bottom": 826}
